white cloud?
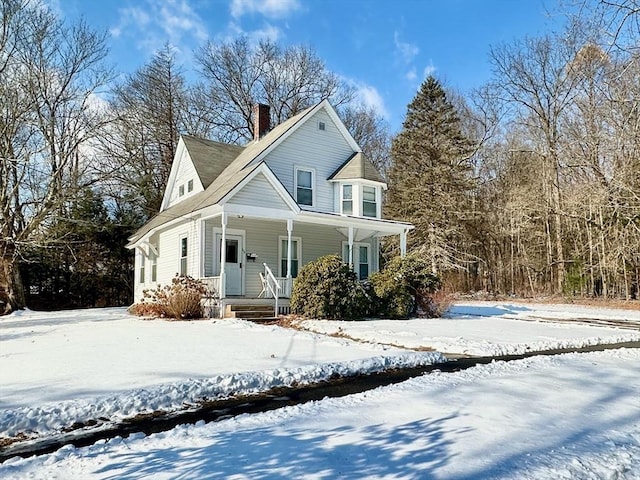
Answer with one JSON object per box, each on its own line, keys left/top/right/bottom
{"left": 406, "top": 68, "right": 417, "bottom": 83}
{"left": 393, "top": 31, "right": 419, "bottom": 64}
{"left": 230, "top": 0, "right": 301, "bottom": 19}
{"left": 423, "top": 62, "right": 437, "bottom": 79}
{"left": 351, "top": 81, "right": 389, "bottom": 120}
{"left": 225, "top": 21, "right": 282, "bottom": 44}
{"left": 111, "top": 0, "right": 207, "bottom": 54}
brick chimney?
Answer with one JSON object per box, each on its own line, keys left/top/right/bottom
{"left": 253, "top": 103, "right": 270, "bottom": 141}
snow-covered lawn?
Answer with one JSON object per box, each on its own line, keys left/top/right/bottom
{"left": 0, "top": 308, "right": 442, "bottom": 438}
{"left": 1, "top": 301, "right": 640, "bottom": 478}
{"left": 301, "top": 300, "right": 640, "bottom": 356}
{"left": 2, "top": 348, "right": 639, "bottom": 479}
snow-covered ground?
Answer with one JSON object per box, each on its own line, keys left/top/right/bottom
{"left": 1, "top": 301, "right": 640, "bottom": 478}
{"left": 301, "top": 300, "right": 640, "bottom": 356}
{"left": 0, "top": 308, "right": 442, "bottom": 439}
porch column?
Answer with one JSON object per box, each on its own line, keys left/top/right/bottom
{"left": 198, "top": 219, "right": 205, "bottom": 278}
{"left": 286, "top": 219, "right": 293, "bottom": 279}
{"left": 400, "top": 229, "right": 408, "bottom": 257}
{"left": 348, "top": 226, "right": 354, "bottom": 269}
{"left": 286, "top": 219, "right": 293, "bottom": 296}
{"left": 220, "top": 212, "right": 227, "bottom": 298}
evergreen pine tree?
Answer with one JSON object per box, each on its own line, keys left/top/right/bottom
{"left": 386, "top": 76, "right": 475, "bottom": 274}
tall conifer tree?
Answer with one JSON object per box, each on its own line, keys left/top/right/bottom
{"left": 386, "top": 76, "right": 474, "bottom": 274}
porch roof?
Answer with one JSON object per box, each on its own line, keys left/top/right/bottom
{"left": 201, "top": 207, "right": 413, "bottom": 237}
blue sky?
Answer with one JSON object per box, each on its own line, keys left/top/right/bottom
{"left": 50, "top": 0, "right": 570, "bottom": 132}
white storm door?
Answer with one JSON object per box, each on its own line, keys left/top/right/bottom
{"left": 216, "top": 233, "right": 243, "bottom": 295}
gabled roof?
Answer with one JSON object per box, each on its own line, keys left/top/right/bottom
{"left": 182, "top": 135, "right": 244, "bottom": 188}
{"left": 328, "top": 152, "right": 385, "bottom": 183}
{"left": 128, "top": 102, "right": 324, "bottom": 247}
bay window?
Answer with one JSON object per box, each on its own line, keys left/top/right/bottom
{"left": 362, "top": 185, "right": 377, "bottom": 218}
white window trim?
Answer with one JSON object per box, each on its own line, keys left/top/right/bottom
{"left": 342, "top": 241, "right": 372, "bottom": 280}
{"left": 294, "top": 166, "right": 315, "bottom": 207}
{"left": 150, "top": 251, "right": 157, "bottom": 283}
{"left": 362, "top": 185, "right": 379, "bottom": 219}
{"left": 278, "top": 236, "right": 302, "bottom": 278}
{"left": 340, "top": 183, "right": 353, "bottom": 215}
{"left": 179, "top": 234, "right": 188, "bottom": 276}
{"left": 138, "top": 251, "right": 146, "bottom": 284}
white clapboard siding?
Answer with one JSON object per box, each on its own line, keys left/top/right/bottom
{"left": 155, "top": 218, "right": 200, "bottom": 286}
{"left": 202, "top": 217, "right": 374, "bottom": 297}
{"left": 264, "top": 108, "right": 354, "bottom": 213}
{"left": 167, "top": 151, "right": 203, "bottom": 208}
{"left": 226, "top": 173, "right": 291, "bottom": 209}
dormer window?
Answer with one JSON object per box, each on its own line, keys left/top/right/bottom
{"left": 341, "top": 184, "right": 353, "bottom": 215}
{"left": 362, "top": 185, "right": 377, "bottom": 218}
{"left": 178, "top": 185, "right": 185, "bottom": 197}
{"left": 187, "top": 179, "right": 193, "bottom": 192}
{"left": 295, "top": 167, "right": 314, "bottom": 206}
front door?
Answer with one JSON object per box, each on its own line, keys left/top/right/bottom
{"left": 216, "top": 233, "right": 244, "bottom": 295}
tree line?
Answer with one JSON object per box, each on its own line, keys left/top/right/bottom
{"left": 387, "top": 1, "right": 640, "bottom": 299}
{"left": 1, "top": 0, "right": 638, "bottom": 314}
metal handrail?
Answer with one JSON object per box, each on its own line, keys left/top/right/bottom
{"left": 263, "top": 263, "right": 281, "bottom": 316}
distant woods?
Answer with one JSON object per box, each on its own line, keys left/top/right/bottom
{"left": 1, "top": 0, "right": 639, "bottom": 313}
{"left": 387, "top": 1, "right": 640, "bottom": 299}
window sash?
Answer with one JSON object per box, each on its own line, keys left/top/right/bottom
{"left": 139, "top": 255, "right": 145, "bottom": 284}
{"left": 280, "top": 238, "right": 300, "bottom": 278}
{"left": 359, "top": 245, "right": 369, "bottom": 279}
{"left": 151, "top": 261, "right": 157, "bottom": 283}
{"left": 362, "top": 186, "right": 377, "bottom": 218}
{"left": 295, "top": 169, "right": 313, "bottom": 206}
{"left": 342, "top": 242, "right": 370, "bottom": 280}
{"left": 342, "top": 184, "right": 353, "bottom": 215}
{"left": 180, "top": 237, "right": 188, "bottom": 275}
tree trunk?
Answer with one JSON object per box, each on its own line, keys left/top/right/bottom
{"left": 0, "top": 247, "right": 26, "bottom": 314}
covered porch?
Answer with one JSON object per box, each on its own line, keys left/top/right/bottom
{"left": 195, "top": 206, "right": 410, "bottom": 316}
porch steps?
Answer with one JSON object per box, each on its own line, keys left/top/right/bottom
{"left": 224, "top": 304, "right": 278, "bottom": 323}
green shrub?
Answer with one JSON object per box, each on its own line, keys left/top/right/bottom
{"left": 131, "top": 275, "right": 206, "bottom": 320}
{"left": 290, "top": 254, "right": 368, "bottom": 319}
{"left": 369, "top": 254, "right": 441, "bottom": 318}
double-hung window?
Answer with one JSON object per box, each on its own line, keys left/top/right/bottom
{"left": 150, "top": 252, "right": 157, "bottom": 283}
{"left": 341, "top": 184, "right": 353, "bottom": 215}
{"left": 279, "top": 237, "right": 301, "bottom": 278}
{"left": 295, "top": 168, "right": 314, "bottom": 206}
{"left": 362, "top": 186, "right": 377, "bottom": 218}
{"left": 139, "top": 253, "right": 146, "bottom": 284}
{"left": 342, "top": 242, "right": 371, "bottom": 280}
{"left": 180, "top": 237, "right": 188, "bottom": 275}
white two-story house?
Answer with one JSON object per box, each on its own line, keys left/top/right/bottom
{"left": 127, "top": 100, "right": 413, "bottom": 315}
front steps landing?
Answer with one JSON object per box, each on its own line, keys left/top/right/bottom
{"left": 224, "top": 304, "right": 278, "bottom": 323}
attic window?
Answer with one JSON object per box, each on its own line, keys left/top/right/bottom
{"left": 178, "top": 185, "right": 185, "bottom": 197}
{"left": 318, "top": 121, "right": 326, "bottom": 131}
{"left": 187, "top": 179, "right": 193, "bottom": 192}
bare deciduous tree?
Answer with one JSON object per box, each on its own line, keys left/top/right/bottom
{"left": 195, "top": 37, "right": 354, "bottom": 143}
{"left": 0, "top": 0, "right": 111, "bottom": 313}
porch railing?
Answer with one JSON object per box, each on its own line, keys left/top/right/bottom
{"left": 263, "top": 263, "right": 281, "bottom": 317}
{"left": 201, "top": 276, "right": 221, "bottom": 295}
{"left": 263, "top": 277, "right": 292, "bottom": 298}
